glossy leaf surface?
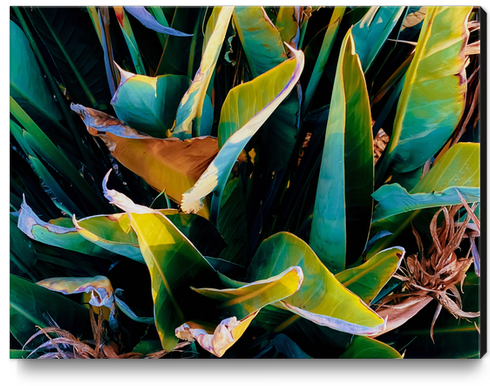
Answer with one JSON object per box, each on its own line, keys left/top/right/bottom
{"left": 181, "top": 47, "right": 304, "bottom": 222}
{"left": 247, "top": 233, "right": 385, "bottom": 335}
{"left": 174, "top": 7, "right": 234, "bottom": 138}
{"left": 128, "top": 211, "right": 219, "bottom": 351}
{"left": 193, "top": 266, "right": 303, "bottom": 319}
{"left": 382, "top": 6, "right": 472, "bottom": 173}
{"left": 336, "top": 247, "right": 405, "bottom": 304}
{"left": 310, "top": 29, "right": 374, "bottom": 273}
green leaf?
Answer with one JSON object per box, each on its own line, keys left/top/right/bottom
{"left": 380, "top": 6, "right": 473, "bottom": 174}
{"left": 336, "top": 247, "right": 405, "bottom": 304}
{"left": 10, "top": 350, "right": 33, "bottom": 359}
{"left": 310, "top": 29, "right": 374, "bottom": 273}
{"left": 181, "top": 47, "right": 304, "bottom": 223}
{"left": 247, "top": 232, "right": 385, "bottom": 335}
{"left": 25, "top": 7, "right": 110, "bottom": 108}
{"left": 114, "top": 289, "right": 154, "bottom": 324}
{"left": 10, "top": 274, "right": 90, "bottom": 346}
{"left": 193, "top": 266, "right": 303, "bottom": 319}
{"left": 10, "top": 98, "right": 106, "bottom": 212}
{"left": 302, "top": 7, "right": 345, "bottom": 114}
{"left": 340, "top": 336, "right": 402, "bottom": 358}
{"left": 371, "top": 143, "right": 480, "bottom": 254}
{"left": 273, "top": 334, "right": 312, "bottom": 358}
{"left": 111, "top": 70, "right": 190, "bottom": 138}
{"left": 174, "top": 6, "right": 234, "bottom": 138}
{"left": 233, "top": 6, "right": 287, "bottom": 78}
{"left": 10, "top": 214, "right": 37, "bottom": 278}
{"left": 372, "top": 185, "right": 479, "bottom": 223}
{"left": 17, "top": 198, "right": 111, "bottom": 258}
{"left": 128, "top": 211, "right": 220, "bottom": 351}
{"left": 373, "top": 142, "right": 480, "bottom": 224}
{"left": 124, "top": 6, "right": 192, "bottom": 37}
{"left": 352, "top": 6, "right": 406, "bottom": 72}
{"left": 10, "top": 20, "right": 63, "bottom": 126}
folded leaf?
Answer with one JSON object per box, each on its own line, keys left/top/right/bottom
{"left": 381, "top": 6, "right": 472, "bottom": 173}
{"left": 247, "top": 232, "right": 385, "bottom": 335}
{"left": 193, "top": 266, "right": 304, "bottom": 319}
{"left": 114, "top": 289, "right": 154, "bottom": 324}
{"left": 128, "top": 211, "right": 220, "bottom": 351}
{"left": 124, "top": 6, "right": 192, "bottom": 37}
{"left": 336, "top": 247, "right": 405, "bottom": 304}
{"left": 111, "top": 67, "right": 192, "bottom": 138}
{"left": 310, "top": 28, "right": 374, "bottom": 273}
{"left": 174, "top": 6, "right": 234, "bottom": 138}
{"left": 37, "top": 275, "right": 114, "bottom": 308}
{"left": 181, "top": 45, "right": 304, "bottom": 222}
{"left": 71, "top": 104, "right": 218, "bottom": 213}
{"left": 175, "top": 310, "right": 259, "bottom": 357}
{"left": 339, "top": 336, "right": 402, "bottom": 358}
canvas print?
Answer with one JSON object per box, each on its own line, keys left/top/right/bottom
{"left": 10, "top": 6, "right": 483, "bottom": 359}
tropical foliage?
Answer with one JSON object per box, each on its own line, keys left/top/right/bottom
{"left": 10, "top": 5, "right": 481, "bottom": 359}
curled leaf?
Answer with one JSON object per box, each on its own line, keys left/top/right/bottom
{"left": 71, "top": 104, "right": 218, "bottom": 212}
{"left": 181, "top": 44, "right": 304, "bottom": 221}
{"left": 175, "top": 310, "right": 259, "bottom": 357}
{"left": 37, "top": 275, "right": 114, "bottom": 308}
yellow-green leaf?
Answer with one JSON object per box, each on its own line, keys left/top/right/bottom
{"left": 381, "top": 6, "right": 472, "bottom": 174}
{"left": 181, "top": 46, "right": 304, "bottom": 223}
{"left": 173, "top": 6, "right": 234, "bottom": 138}
{"left": 336, "top": 247, "right": 405, "bottom": 304}
{"left": 247, "top": 232, "right": 385, "bottom": 335}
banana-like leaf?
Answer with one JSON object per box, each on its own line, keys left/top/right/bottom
{"left": 128, "top": 211, "right": 220, "bottom": 351}
{"left": 10, "top": 274, "right": 90, "bottom": 346}
{"left": 17, "top": 198, "right": 110, "bottom": 258}
{"left": 10, "top": 350, "right": 32, "bottom": 359}
{"left": 339, "top": 336, "right": 402, "bottom": 358}
{"left": 302, "top": 7, "right": 345, "bottom": 114}
{"left": 37, "top": 275, "right": 114, "bottom": 308}
{"left": 124, "top": 6, "right": 192, "bottom": 37}
{"left": 372, "top": 185, "right": 480, "bottom": 223}
{"left": 174, "top": 7, "right": 234, "bottom": 138}
{"left": 336, "top": 247, "right": 405, "bottom": 304}
{"left": 380, "top": 6, "right": 472, "bottom": 174}
{"left": 192, "top": 266, "right": 303, "bottom": 319}
{"left": 10, "top": 21, "right": 63, "bottom": 127}
{"left": 373, "top": 142, "right": 480, "bottom": 224}
{"left": 181, "top": 46, "right": 304, "bottom": 223}
{"left": 73, "top": 213, "right": 143, "bottom": 263}
{"left": 412, "top": 142, "right": 480, "bottom": 193}
{"left": 352, "top": 6, "right": 406, "bottom": 72}
{"left": 175, "top": 310, "right": 259, "bottom": 358}
{"left": 247, "top": 233, "right": 385, "bottom": 336}
{"left": 274, "top": 334, "right": 312, "bottom": 358}
{"left": 371, "top": 142, "right": 480, "bottom": 254}
{"left": 310, "top": 29, "right": 374, "bottom": 273}
{"left": 233, "top": 6, "right": 287, "bottom": 78}
{"left": 114, "top": 289, "right": 154, "bottom": 324}
{"left": 71, "top": 104, "right": 218, "bottom": 213}
{"left": 111, "top": 67, "right": 191, "bottom": 138}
